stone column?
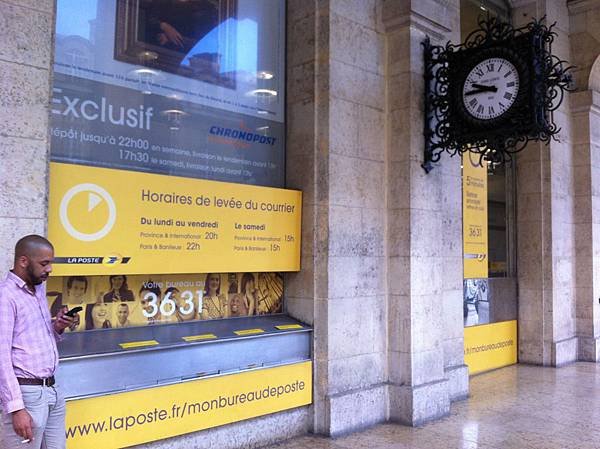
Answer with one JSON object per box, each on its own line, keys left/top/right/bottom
{"left": 513, "top": 0, "right": 577, "bottom": 365}
{"left": 570, "top": 90, "right": 600, "bottom": 361}
{"left": 286, "top": 0, "right": 389, "bottom": 436}
{"left": 0, "top": 0, "right": 54, "bottom": 272}
{"left": 382, "top": 0, "right": 467, "bottom": 426}
{"left": 568, "top": 0, "right": 600, "bottom": 362}
{"left": 0, "top": 0, "right": 55, "bottom": 443}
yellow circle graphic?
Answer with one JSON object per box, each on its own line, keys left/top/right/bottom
{"left": 59, "top": 183, "right": 116, "bottom": 242}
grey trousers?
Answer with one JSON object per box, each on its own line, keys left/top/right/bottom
{"left": 1, "top": 384, "right": 66, "bottom": 449}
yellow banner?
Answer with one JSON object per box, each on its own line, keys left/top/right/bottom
{"left": 464, "top": 320, "right": 517, "bottom": 375}
{"left": 65, "top": 361, "right": 312, "bottom": 449}
{"left": 462, "top": 153, "right": 488, "bottom": 279}
{"left": 48, "top": 163, "right": 302, "bottom": 275}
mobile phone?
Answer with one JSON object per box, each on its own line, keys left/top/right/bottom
{"left": 64, "top": 306, "right": 83, "bottom": 317}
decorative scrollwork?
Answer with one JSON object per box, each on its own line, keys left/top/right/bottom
{"left": 422, "top": 16, "right": 574, "bottom": 173}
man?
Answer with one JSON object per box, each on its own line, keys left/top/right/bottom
{"left": 115, "top": 303, "right": 131, "bottom": 328}
{"left": 0, "top": 235, "right": 78, "bottom": 448}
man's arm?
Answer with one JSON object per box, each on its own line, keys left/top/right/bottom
{"left": 0, "top": 294, "right": 34, "bottom": 441}
{"left": 0, "top": 291, "right": 25, "bottom": 413}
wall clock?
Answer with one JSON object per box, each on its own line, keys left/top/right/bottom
{"left": 422, "top": 16, "right": 573, "bottom": 173}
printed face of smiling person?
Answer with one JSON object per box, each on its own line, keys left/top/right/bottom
{"left": 91, "top": 303, "right": 109, "bottom": 328}
{"left": 111, "top": 275, "right": 125, "bottom": 290}
{"left": 117, "top": 303, "right": 129, "bottom": 325}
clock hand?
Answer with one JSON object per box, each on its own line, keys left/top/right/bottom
{"left": 471, "top": 83, "right": 498, "bottom": 92}
{"left": 464, "top": 89, "right": 490, "bottom": 96}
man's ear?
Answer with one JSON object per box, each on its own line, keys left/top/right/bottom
{"left": 16, "top": 255, "right": 29, "bottom": 269}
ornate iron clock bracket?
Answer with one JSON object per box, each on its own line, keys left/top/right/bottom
{"left": 422, "top": 16, "right": 574, "bottom": 174}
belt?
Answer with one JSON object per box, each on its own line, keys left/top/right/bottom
{"left": 16, "top": 376, "right": 55, "bottom": 387}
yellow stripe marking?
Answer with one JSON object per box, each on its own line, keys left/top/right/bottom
{"left": 275, "top": 324, "right": 303, "bottom": 330}
{"left": 182, "top": 333, "right": 218, "bottom": 342}
{"left": 234, "top": 328, "right": 265, "bottom": 336}
{"left": 119, "top": 340, "right": 159, "bottom": 349}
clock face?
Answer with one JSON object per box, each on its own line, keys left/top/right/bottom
{"left": 462, "top": 57, "right": 520, "bottom": 120}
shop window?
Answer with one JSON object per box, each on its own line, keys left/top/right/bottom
{"left": 49, "top": 0, "right": 289, "bottom": 349}
{"left": 462, "top": 0, "right": 517, "bottom": 328}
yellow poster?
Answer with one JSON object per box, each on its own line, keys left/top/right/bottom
{"left": 464, "top": 320, "right": 517, "bottom": 374}
{"left": 462, "top": 153, "right": 488, "bottom": 279}
{"left": 65, "top": 361, "right": 312, "bottom": 449}
{"left": 48, "top": 163, "right": 302, "bottom": 275}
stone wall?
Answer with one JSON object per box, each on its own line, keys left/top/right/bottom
{"left": 0, "top": 0, "right": 54, "bottom": 272}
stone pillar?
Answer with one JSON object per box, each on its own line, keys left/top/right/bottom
{"left": 513, "top": 0, "right": 577, "bottom": 365}
{"left": 570, "top": 90, "right": 600, "bottom": 361}
{"left": 382, "top": 0, "right": 467, "bottom": 426}
{"left": 286, "top": 0, "right": 389, "bottom": 436}
{"left": 0, "top": 0, "right": 54, "bottom": 272}
{"left": 568, "top": 0, "right": 600, "bottom": 361}
{"left": 0, "top": 0, "right": 54, "bottom": 443}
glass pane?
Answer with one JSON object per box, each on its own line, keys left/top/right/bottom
{"left": 53, "top": 0, "right": 286, "bottom": 187}
{"left": 47, "top": 272, "right": 284, "bottom": 332}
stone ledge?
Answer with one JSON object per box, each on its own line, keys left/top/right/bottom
{"left": 325, "top": 384, "right": 388, "bottom": 437}
{"left": 578, "top": 336, "right": 600, "bottom": 362}
{"left": 444, "top": 364, "right": 469, "bottom": 401}
{"left": 552, "top": 337, "right": 579, "bottom": 366}
{"left": 389, "top": 378, "right": 450, "bottom": 427}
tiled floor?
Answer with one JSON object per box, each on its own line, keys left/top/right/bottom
{"left": 264, "top": 362, "right": 600, "bottom": 449}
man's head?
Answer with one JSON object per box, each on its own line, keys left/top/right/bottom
{"left": 66, "top": 276, "right": 88, "bottom": 301}
{"left": 117, "top": 303, "right": 129, "bottom": 325}
{"left": 230, "top": 294, "right": 241, "bottom": 315}
{"left": 139, "top": 282, "right": 161, "bottom": 314}
{"left": 13, "top": 235, "right": 54, "bottom": 287}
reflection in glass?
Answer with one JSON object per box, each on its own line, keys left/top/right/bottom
{"left": 463, "top": 279, "right": 489, "bottom": 327}
{"left": 115, "top": 0, "right": 238, "bottom": 88}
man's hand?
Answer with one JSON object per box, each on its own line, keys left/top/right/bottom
{"left": 12, "top": 409, "right": 33, "bottom": 442}
{"left": 53, "top": 306, "right": 76, "bottom": 334}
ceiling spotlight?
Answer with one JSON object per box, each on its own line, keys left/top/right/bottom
{"left": 247, "top": 89, "right": 277, "bottom": 97}
{"left": 138, "top": 51, "right": 158, "bottom": 61}
{"left": 257, "top": 71, "right": 274, "bottom": 80}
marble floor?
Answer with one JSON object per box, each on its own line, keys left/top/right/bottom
{"left": 264, "top": 362, "right": 600, "bottom": 449}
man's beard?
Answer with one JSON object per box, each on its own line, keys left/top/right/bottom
{"left": 27, "top": 265, "right": 46, "bottom": 285}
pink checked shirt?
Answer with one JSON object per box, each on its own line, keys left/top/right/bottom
{"left": 0, "top": 272, "right": 61, "bottom": 414}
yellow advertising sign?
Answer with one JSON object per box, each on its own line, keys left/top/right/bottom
{"left": 462, "top": 153, "right": 488, "bottom": 279}
{"left": 48, "top": 163, "right": 302, "bottom": 275}
{"left": 65, "top": 361, "right": 312, "bottom": 449}
{"left": 464, "top": 320, "right": 517, "bottom": 375}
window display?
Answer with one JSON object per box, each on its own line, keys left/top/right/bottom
{"left": 48, "top": 0, "right": 291, "bottom": 342}
{"left": 47, "top": 272, "right": 284, "bottom": 332}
